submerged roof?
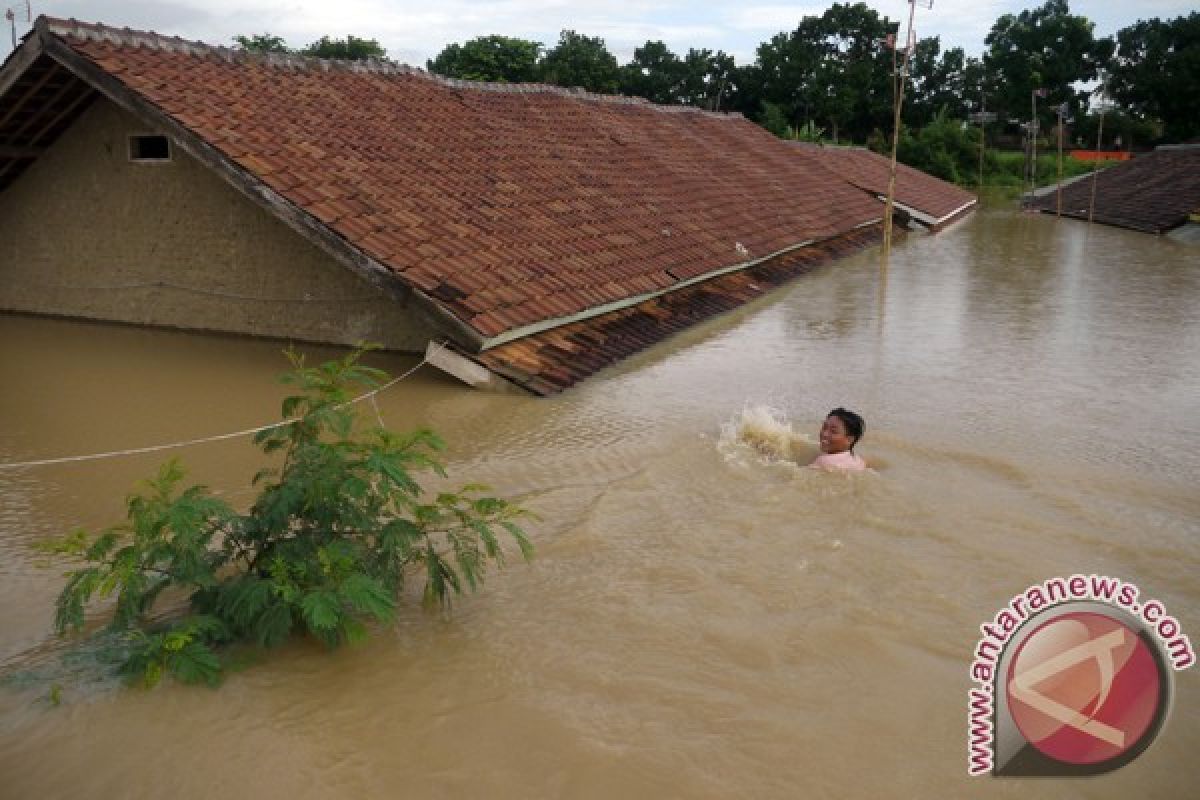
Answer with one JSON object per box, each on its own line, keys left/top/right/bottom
{"left": 0, "top": 18, "right": 883, "bottom": 346}
{"left": 1031, "top": 147, "right": 1200, "bottom": 233}
{"left": 791, "top": 143, "right": 977, "bottom": 229}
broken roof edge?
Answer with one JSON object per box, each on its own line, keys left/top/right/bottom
{"left": 35, "top": 16, "right": 744, "bottom": 119}
{"left": 15, "top": 22, "right": 488, "bottom": 353}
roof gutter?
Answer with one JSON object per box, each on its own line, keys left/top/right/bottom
{"left": 33, "top": 19, "right": 486, "bottom": 352}
{"left": 479, "top": 216, "right": 884, "bottom": 350}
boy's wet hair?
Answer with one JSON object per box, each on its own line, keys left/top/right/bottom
{"left": 827, "top": 408, "right": 865, "bottom": 449}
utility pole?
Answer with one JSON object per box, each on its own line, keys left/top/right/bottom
{"left": 969, "top": 93, "right": 995, "bottom": 195}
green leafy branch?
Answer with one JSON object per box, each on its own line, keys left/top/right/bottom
{"left": 40, "top": 347, "right": 534, "bottom": 688}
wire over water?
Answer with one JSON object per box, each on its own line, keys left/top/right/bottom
{"left": 0, "top": 342, "right": 447, "bottom": 470}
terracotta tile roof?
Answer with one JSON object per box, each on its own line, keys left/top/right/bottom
{"left": 21, "top": 18, "right": 885, "bottom": 345}
{"left": 476, "top": 224, "right": 885, "bottom": 394}
{"left": 790, "top": 143, "right": 976, "bottom": 229}
{"left": 1031, "top": 148, "right": 1200, "bottom": 233}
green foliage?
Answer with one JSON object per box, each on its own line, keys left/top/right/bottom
{"left": 793, "top": 120, "right": 826, "bottom": 143}
{"left": 897, "top": 110, "right": 978, "bottom": 184}
{"left": 1108, "top": 13, "right": 1200, "bottom": 141}
{"left": 540, "top": 30, "right": 620, "bottom": 94}
{"left": 745, "top": 2, "right": 895, "bottom": 143}
{"left": 1071, "top": 110, "right": 1161, "bottom": 152}
{"left": 982, "top": 0, "right": 1112, "bottom": 128}
{"left": 300, "top": 35, "right": 387, "bottom": 61}
{"left": 758, "top": 102, "right": 792, "bottom": 138}
{"left": 43, "top": 348, "right": 533, "bottom": 688}
{"left": 230, "top": 32, "right": 386, "bottom": 62}
{"left": 616, "top": 41, "right": 739, "bottom": 109}
{"left": 233, "top": 33, "right": 289, "bottom": 54}
{"left": 619, "top": 40, "right": 685, "bottom": 104}
{"left": 427, "top": 35, "right": 542, "bottom": 83}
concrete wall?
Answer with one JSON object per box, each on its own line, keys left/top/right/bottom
{"left": 0, "top": 98, "right": 431, "bottom": 351}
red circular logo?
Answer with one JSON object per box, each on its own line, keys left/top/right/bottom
{"left": 1006, "top": 611, "right": 1162, "bottom": 765}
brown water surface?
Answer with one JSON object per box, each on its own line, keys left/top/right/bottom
{"left": 2, "top": 205, "right": 1198, "bottom": 798}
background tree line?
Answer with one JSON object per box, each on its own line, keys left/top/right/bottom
{"left": 236, "top": 2, "right": 1199, "bottom": 183}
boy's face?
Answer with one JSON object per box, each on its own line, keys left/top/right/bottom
{"left": 819, "top": 416, "right": 855, "bottom": 454}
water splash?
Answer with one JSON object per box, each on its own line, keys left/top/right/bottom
{"left": 717, "top": 405, "right": 817, "bottom": 466}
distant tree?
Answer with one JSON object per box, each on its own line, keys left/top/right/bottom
{"left": 983, "top": 1, "right": 1112, "bottom": 128}
{"left": 232, "top": 33, "right": 290, "bottom": 54}
{"left": 898, "top": 108, "right": 978, "bottom": 183}
{"left": 758, "top": 101, "right": 792, "bottom": 138}
{"left": 1108, "top": 13, "right": 1200, "bottom": 141}
{"left": 1073, "top": 109, "right": 1162, "bottom": 151}
{"left": 427, "top": 35, "right": 542, "bottom": 83}
{"left": 679, "top": 48, "right": 738, "bottom": 110}
{"left": 301, "top": 35, "right": 387, "bottom": 61}
{"left": 905, "top": 39, "right": 974, "bottom": 127}
{"left": 746, "top": 3, "right": 894, "bottom": 143}
{"left": 540, "top": 30, "right": 620, "bottom": 94}
{"left": 618, "top": 40, "right": 686, "bottom": 104}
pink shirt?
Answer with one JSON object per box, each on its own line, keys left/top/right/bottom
{"left": 811, "top": 451, "right": 867, "bottom": 471}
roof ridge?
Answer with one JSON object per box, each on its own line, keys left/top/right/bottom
{"left": 36, "top": 15, "right": 740, "bottom": 118}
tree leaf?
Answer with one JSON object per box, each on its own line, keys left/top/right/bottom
{"left": 338, "top": 573, "right": 395, "bottom": 623}
{"left": 255, "top": 602, "right": 293, "bottom": 648}
{"left": 168, "top": 640, "right": 223, "bottom": 687}
{"left": 299, "top": 590, "right": 341, "bottom": 632}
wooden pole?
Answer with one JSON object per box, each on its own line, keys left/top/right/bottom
{"left": 1088, "top": 110, "right": 1105, "bottom": 225}
{"left": 977, "top": 94, "right": 985, "bottom": 194}
{"left": 1056, "top": 106, "right": 1064, "bottom": 216}
{"left": 1029, "top": 91, "right": 1038, "bottom": 205}
{"left": 882, "top": 0, "right": 918, "bottom": 266}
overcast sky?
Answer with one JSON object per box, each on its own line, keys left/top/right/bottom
{"left": 3, "top": 1, "right": 1196, "bottom": 67}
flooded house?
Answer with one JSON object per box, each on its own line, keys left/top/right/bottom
{"left": 1031, "top": 145, "right": 1200, "bottom": 236}
{"left": 0, "top": 17, "right": 973, "bottom": 394}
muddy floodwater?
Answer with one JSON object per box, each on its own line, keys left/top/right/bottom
{"left": 2, "top": 204, "right": 1198, "bottom": 798}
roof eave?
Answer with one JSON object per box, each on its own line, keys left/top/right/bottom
{"left": 478, "top": 217, "right": 884, "bottom": 350}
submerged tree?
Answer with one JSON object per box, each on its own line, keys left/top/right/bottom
{"left": 42, "top": 348, "right": 533, "bottom": 688}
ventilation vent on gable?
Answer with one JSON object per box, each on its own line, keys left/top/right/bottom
{"left": 129, "top": 134, "right": 171, "bottom": 162}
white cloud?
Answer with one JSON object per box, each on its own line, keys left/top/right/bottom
{"left": 724, "top": 5, "right": 828, "bottom": 32}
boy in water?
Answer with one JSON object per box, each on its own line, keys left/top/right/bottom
{"left": 811, "top": 408, "right": 866, "bottom": 471}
